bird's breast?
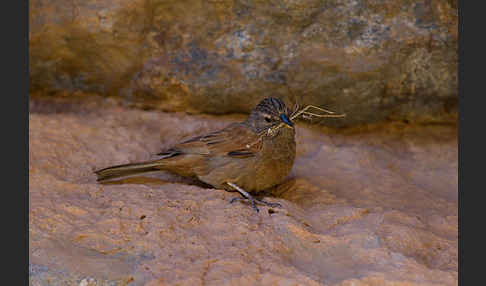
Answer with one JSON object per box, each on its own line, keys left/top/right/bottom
{"left": 252, "top": 128, "right": 296, "bottom": 190}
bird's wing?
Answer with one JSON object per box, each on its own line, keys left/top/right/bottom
{"left": 158, "top": 123, "right": 263, "bottom": 158}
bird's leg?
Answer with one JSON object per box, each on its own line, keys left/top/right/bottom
{"left": 226, "top": 182, "right": 282, "bottom": 212}
{"left": 226, "top": 182, "right": 259, "bottom": 212}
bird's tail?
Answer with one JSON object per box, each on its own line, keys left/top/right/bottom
{"left": 94, "top": 160, "right": 163, "bottom": 182}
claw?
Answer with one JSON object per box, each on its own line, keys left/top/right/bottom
{"left": 226, "top": 182, "right": 262, "bottom": 212}
{"left": 226, "top": 182, "right": 282, "bottom": 212}
{"left": 260, "top": 201, "right": 282, "bottom": 208}
{"left": 229, "top": 194, "right": 259, "bottom": 212}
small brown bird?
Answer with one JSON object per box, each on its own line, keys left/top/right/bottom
{"left": 95, "top": 97, "right": 296, "bottom": 212}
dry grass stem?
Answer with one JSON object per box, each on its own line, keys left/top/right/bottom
{"left": 290, "top": 105, "right": 346, "bottom": 121}
{"left": 261, "top": 105, "right": 346, "bottom": 137}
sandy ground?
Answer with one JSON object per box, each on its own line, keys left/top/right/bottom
{"left": 29, "top": 97, "right": 457, "bottom": 286}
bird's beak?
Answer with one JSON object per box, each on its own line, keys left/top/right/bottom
{"left": 280, "top": 114, "right": 294, "bottom": 127}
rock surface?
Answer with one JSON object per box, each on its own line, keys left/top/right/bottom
{"left": 29, "top": 97, "right": 457, "bottom": 285}
{"left": 29, "top": 0, "right": 458, "bottom": 127}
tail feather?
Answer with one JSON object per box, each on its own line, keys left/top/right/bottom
{"left": 95, "top": 160, "right": 163, "bottom": 182}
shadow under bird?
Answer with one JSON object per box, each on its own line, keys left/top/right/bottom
{"left": 95, "top": 97, "right": 296, "bottom": 212}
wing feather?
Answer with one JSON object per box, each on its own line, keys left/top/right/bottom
{"left": 158, "top": 123, "right": 262, "bottom": 158}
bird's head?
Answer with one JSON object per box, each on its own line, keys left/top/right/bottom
{"left": 247, "top": 97, "right": 294, "bottom": 134}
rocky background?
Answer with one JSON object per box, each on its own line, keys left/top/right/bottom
{"left": 30, "top": 0, "right": 457, "bottom": 127}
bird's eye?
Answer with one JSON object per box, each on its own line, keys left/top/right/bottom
{"left": 264, "top": 117, "right": 272, "bottom": 123}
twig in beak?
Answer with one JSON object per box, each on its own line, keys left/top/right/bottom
{"left": 261, "top": 104, "right": 346, "bottom": 138}
{"left": 290, "top": 105, "right": 346, "bottom": 121}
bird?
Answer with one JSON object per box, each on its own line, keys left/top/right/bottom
{"left": 95, "top": 97, "right": 296, "bottom": 212}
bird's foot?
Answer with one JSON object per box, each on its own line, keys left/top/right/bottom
{"left": 230, "top": 197, "right": 282, "bottom": 208}
{"left": 229, "top": 196, "right": 260, "bottom": 212}
{"left": 226, "top": 182, "right": 282, "bottom": 212}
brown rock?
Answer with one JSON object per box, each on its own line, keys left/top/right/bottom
{"left": 29, "top": 0, "right": 458, "bottom": 127}
{"left": 29, "top": 97, "right": 457, "bottom": 285}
